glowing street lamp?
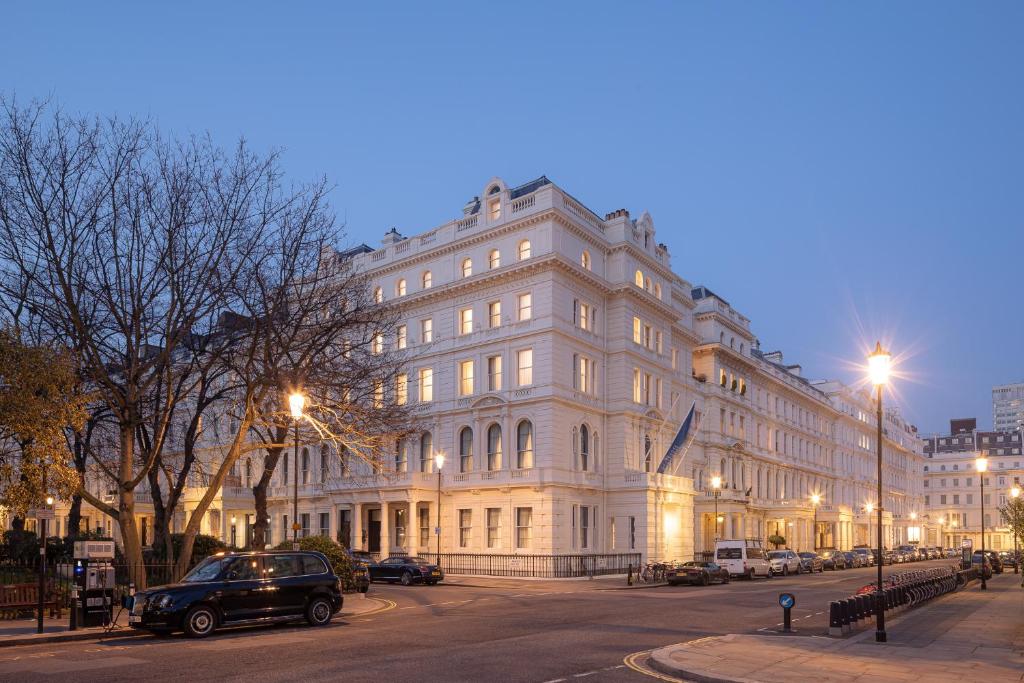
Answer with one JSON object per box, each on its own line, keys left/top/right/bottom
{"left": 710, "top": 475, "right": 724, "bottom": 541}
{"left": 867, "top": 341, "right": 890, "bottom": 643}
{"left": 289, "top": 391, "right": 305, "bottom": 549}
{"left": 976, "top": 456, "right": 988, "bottom": 590}
{"left": 434, "top": 452, "right": 446, "bottom": 558}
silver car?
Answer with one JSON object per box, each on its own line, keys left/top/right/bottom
{"left": 767, "top": 549, "right": 803, "bottom": 576}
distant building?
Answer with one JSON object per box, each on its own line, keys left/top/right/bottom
{"left": 921, "top": 418, "right": 1023, "bottom": 551}
{"left": 993, "top": 382, "right": 1024, "bottom": 432}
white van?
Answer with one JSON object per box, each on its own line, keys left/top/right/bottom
{"left": 714, "top": 539, "right": 772, "bottom": 579}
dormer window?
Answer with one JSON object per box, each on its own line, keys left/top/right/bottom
{"left": 422, "top": 271, "right": 432, "bottom": 289}
{"left": 489, "top": 249, "right": 501, "bottom": 269}
{"left": 461, "top": 258, "right": 473, "bottom": 278}
{"left": 489, "top": 199, "right": 501, "bottom": 221}
{"left": 518, "top": 240, "right": 531, "bottom": 261}
{"left": 396, "top": 278, "right": 407, "bottom": 297}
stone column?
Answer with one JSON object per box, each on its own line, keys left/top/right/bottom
{"left": 379, "top": 502, "right": 391, "bottom": 555}
{"left": 351, "top": 503, "right": 363, "bottom": 550}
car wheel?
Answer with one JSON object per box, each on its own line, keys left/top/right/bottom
{"left": 722, "top": 574, "right": 730, "bottom": 584}
{"left": 183, "top": 605, "right": 217, "bottom": 639}
{"left": 306, "top": 597, "right": 334, "bottom": 627}
{"left": 748, "top": 569, "right": 755, "bottom": 581}
{"left": 701, "top": 573, "right": 710, "bottom": 586}
{"left": 782, "top": 566, "right": 789, "bottom": 577}
{"left": 400, "top": 571, "right": 414, "bottom": 586}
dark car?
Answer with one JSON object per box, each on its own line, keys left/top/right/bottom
{"left": 981, "top": 550, "right": 1003, "bottom": 574}
{"left": 971, "top": 552, "right": 994, "bottom": 579}
{"left": 819, "top": 550, "right": 847, "bottom": 570}
{"left": 345, "top": 549, "right": 373, "bottom": 592}
{"left": 127, "top": 551, "right": 342, "bottom": 638}
{"left": 851, "top": 547, "right": 875, "bottom": 566}
{"left": 798, "top": 552, "right": 824, "bottom": 573}
{"left": 998, "top": 551, "right": 1018, "bottom": 569}
{"left": 368, "top": 556, "right": 444, "bottom": 585}
{"left": 667, "top": 561, "right": 730, "bottom": 586}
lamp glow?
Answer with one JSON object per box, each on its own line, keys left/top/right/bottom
{"left": 1012, "top": 486, "right": 1021, "bottom": 499}
{"left": 711, "top": 475, "right": 722, "bottom": 490}
{"left": 434, "top": 452, "right": 446, "bottom": 470}
{"left": 289, "top": 392, "right": 306, "bottom": 419}
{"left": 865, "top": 503, "right": 874, "bottom": 514}
{"left": 867, "top": 342, "right": 891, "bottom": 386}
{"left": 975, "top": 456, "right": 988, "bottom": 473}
{"left": 45, "top": 496, "right": 54, "bottom": 506}
{"left": 811, "top": 493, "right": 821, "bottom": 505}
{"left": 938, "top": 516, "right": 945, "bottom": 525}
{"left": 910, "top": 512, "right": 917, "bottom": 521}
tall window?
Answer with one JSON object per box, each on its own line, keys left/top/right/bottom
{"left": 422, "top": 271, "right": 432, "bottom": 289}
{"left": 459, "top": 360, "right": 474, "bottom": 396}
{"left": 632, "top": 368, "right": 641, "bottom": 403}
{"left": 574, "top": 355, "right": 594, "bottom": 394}
{"left": 419, "top": 507, "right": 430, "bottom": 547}
{"left": 517, "top": 349, "right": 533, "bottom": 386}
{"left": 301, "top": 447, "right": 310, "bottom": 484}
{"left": 320, "top": 445, "right": 329, "bottom": 482}
{"left": 459, "top": 308, "right": 473, "bottom": 335}
{"left": 396, "top": 278, "right": 406, "bottom": 297}
{"left": 580, "top": 424, "right": 590, "bottom": 471}
{"left": 394, "top": 508, "right": 406, "bottom": 547}
{"left": 517, "top": 293, "right": 532, "bottom": 321}
{"left": 578, "top": 302, "right": 592, "bottom": 331}
{"left": 488, "top": 301, "right": 501, "bottom": 328}
{"left": 634, "top": 270, "right": 644, "bottom": 288}
{"left": 459, "top": 427, "right": 473, "bottom": 472}
{"left": 373, "top": 380, "right": 384, "bottom": 408}
{"left": 421, "top": 318, "right": 433, "bottom": 343}
{"left": 644, "top": 434, "right": 652, "bottom": 472}
{"left": 489, "top": 249, "right": 501, "bottom": 269}
{"left": 419, "top": 433, "right": 433, "bottom": 472}
{"left": 374, "top": 286, "right": 383, "bottom": 303}
{"left": 396, "top": 324, "right": 407, "bottom": 350}
{"left": 515, "top": 507, "right": 532, "bottom": 548}
{"left": 489, "top": 198, "right": 501, "bottom": 220}
{"left": 283, "top": 451, "right": 289, "bottom": 485}
{"left": 633, "top": 317, "right": 642, "bottom": 344}
{"left": 459, "top": 509, "right": 472, "bottom": 548}
{"left": 419, "top": 368, "right": 433, "bottom": 402}
{"left": 581, "top": 250, "right": 591, "bottom": 270}
{"left": 461, "top": 257, "right": 473, "bottom": 278}
{"left": 518, "top": 239, "right": 531, "bottom": 260}
{"left": 372, "top": 332, "right": 384, "bottom": 355}
{"left": 488, "top": 355, "right": 502, "bottom": 391}
{"left": 517, "top": 420, "right": 534, "bottom": 469}
{"left": 487, "top": 424, "right": 502, "bottom": 470}
{"left": 396, "top": 439, "right": 408, "bottom": 472}
{"left": 486, "top": 508, "right": 501, "bottom": 548}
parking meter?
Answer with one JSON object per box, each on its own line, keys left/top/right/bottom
{"left": 73, "top": 541, "right": 115, "bottom": 627}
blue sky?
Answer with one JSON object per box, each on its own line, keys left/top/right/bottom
{"left": 3, "top": 2, "right": 1022, "bottom": 434}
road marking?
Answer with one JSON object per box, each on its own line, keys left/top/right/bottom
{"left": 623, "top": 651, "right": 684, "bottom": 682}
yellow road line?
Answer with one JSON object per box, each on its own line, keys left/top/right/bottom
{"left": 622, "top": 650, "right": 685, "bottom": 683}
{"left": 347, "top": 597, "right": 396, "bottom": 620}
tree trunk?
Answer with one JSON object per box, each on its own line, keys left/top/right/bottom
{"left": 252, "top": 441, "right": 286, "bottom": 550}
{"left": 67, "top": 493, "right": 83, "bottom": 537}
{"left": 147, "top": 465, "right": 172, "bottom": 565}
{"left": 117, "top": 426, "right": 147, "bottom": 588}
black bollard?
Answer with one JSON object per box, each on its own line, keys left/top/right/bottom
{"left": 829, "top": 601, "right": 843, "bottom": 636}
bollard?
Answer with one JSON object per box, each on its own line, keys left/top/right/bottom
{"left": 841, "top": 599, "right": 852, "bottom": 634}
{"left": 828, "top": 601, "right": 844, "bottom": 636}
{"left": 863, "top": 593, "right": 874, "bottom": 621}
{"left": 627, "top": 564, "right": 633, "bottom": 586}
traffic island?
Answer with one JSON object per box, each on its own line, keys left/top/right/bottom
{"left": 648, "top": 575, "right": 1022, "bottom": 683}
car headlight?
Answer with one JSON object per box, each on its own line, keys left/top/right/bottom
{"left": 151, "top": 594, "right": 173, "bottom": 610}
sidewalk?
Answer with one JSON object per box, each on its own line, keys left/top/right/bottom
{"left": 0, "top": 593, "right": 388, "bottom": 648}
{"left": 649, "top": 573, "right": 1024, "bottom": 683}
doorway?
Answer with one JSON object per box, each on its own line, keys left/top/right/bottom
{"left": 368, "top": 508, "right": 381, "bottom": 553}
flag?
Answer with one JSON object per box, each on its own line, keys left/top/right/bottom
{"left": 656, "top": 401, "right": 697, "bottom": 474}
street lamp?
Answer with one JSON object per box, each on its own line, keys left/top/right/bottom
{"left": 1011, "top": 486, "right": 1021, "bottom": 576}
{"left": 867, "top": 341, "right": 890, "bottom": 643}
{"left": 975, "top": 456, "right": 988, "bottom": 590}
{"left": 434, "top": 452, "right": 445, "bottom": 559}
{"left": 289, "top": 392, "right": 305, "bottom": 549}
{"left": 710, "top": 475, "right": 723, "bottom": 541}
{"left": 811, "top": 494, "right": 821, "bottom": 551}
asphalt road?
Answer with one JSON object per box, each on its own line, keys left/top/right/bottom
{"left": 0, "top": 559, "right": 966, "bottom": 683}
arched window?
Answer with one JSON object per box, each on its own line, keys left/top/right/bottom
{"left": 644, "top": 434, "right": 652, "bottom": 472}
{"left": 581, "top": 251, "right": 591, "bottom": 270}
{"left": 489, "top": 249, "right": 501, "bottom": 269}
{"left": 459, "top": 427, "right": 473, "bottom": 473}
{"left": 572, "top": 426, "right": 578, "bottom": 458}
{"left": 320, "top": 445, "right": 329, "bottom": 482}
{"left": 422, "top": 270, "right": 432, "bottom": 289}
{"left": 644, "top": 277, "right": 651, "bottom": 292}
{"left": 518, "top": 239, "right": 531, "bottom": 261}
{"left": 419, "top": 432, "right": 433, "bottom": 472}
{"left": 580, "top": 424, "right": 590, "bottom": 471}
{"left": 654, "top": 283, "right": 662, "bottom": 299}
{"left": 488, "top": 184, "right": 501, "bottom": 195}
{"left": 634, "top": 270, "right": 644, "bottom": 288}
{"left": 373, "top": 287, "right": 383, "bottom": 304}
{"left": 395, "top": 440, "right": 408, "bottom": 472}
{"left": 461, "top": 257, "right": 473, "bottom": 278}
{"left": 396, "top": 278, "right": 406, "bottom": 297}
{"left": 516, "top": 420, "right": 534, "bottom": 469}
{"left": 487, "top": 424, "right": 502, "bottom": 471}
{"left": 301, "top": 447, "right": 310, "bottom": 484}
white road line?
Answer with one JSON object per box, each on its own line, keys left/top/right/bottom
{"left": 541, "top": 679, "right": 566, "bottom": 683}
{"left": 573, "top": 673, "right": 596, "bottom": 678}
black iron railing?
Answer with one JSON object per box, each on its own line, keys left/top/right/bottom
{"left": 420, "top": 552, "right": 642, "bottom": 578}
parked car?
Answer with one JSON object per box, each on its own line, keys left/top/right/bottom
{"left": 714, "top": 540, "right": 772, "bottom": 580}
{"left": 667, "top": 561, "right": 731, "bottom": 586}
{"left": 945, "top": 547, "right": 960, "bottom": 559}
{"left": 851, "top": 547, "right": 875, "bottom": 566}
{"left": 127, "top": 551, "right": 343, "bottom": 638}
{"left": 797, "top": 552, "right": 825, "bottom": 573}
{"left": 368, "top": 556, "right": 444, "bottom": 585}
{"left": 971, "top": 552, "right": 994, "bottom": 580}
{"left": 344, "top": 549, "right": 373, "bottom": 592}
{"left": 767, "top": 550, "right": 802, "bottom": 576}
{"left": 998, "top": 551, "right": 1018, "bottom": 569}
{"left": 843, "top": 551, "right": 862, "bottom": 568}
{"left": 981, "top": 550, "right": 1004, "bottom": 574}
{"left": 819, "top": 549, "right": 847, "bottom": 570}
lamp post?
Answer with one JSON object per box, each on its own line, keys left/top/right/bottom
{"left": 811, "top": 494, "right": 821, "bottom": 551}
{"left": 434, "top": 452, "right": 445, "bottom": 559}
{"left": 976, "top": 456, "right": 987, "bottom": 589}
{"left": 1011, "top": 486, "right": 1021, "bottom": 576}
{"left": 710, "top": 476, "right": 723, "bottom": 542}
{"left": 289, "top": 392, "right": 305, "bottom": 550}
{"left": 868, "top": 341, "right": 890, "bottom": 642}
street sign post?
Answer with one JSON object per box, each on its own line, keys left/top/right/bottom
{"left": 779, "top": 592, "right": 796, "bottom": 632}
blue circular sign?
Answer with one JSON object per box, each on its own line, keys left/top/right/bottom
{"left": 779, "top": 593, "right": 796, "bottom": 609}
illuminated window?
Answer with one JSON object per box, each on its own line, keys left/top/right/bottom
{"left": 396, "top": 324, "right": 407, "bottom": 350}
{"left": 517, "top": 349, "right": 533, "bottom": 386}
{"left": 517, "top": 293, "right": 532, "bottom": 321}
{"left": 459, "top": 308, "right": 473, "bottom": 335}
{"left": 419, "top": 368, "right": 433, "bottom": 402}
{"left": 488, "top": 355, "right": 502, "bottom": 391}
{"left": 421, "top": 318, "right": 432, "bottom": 343}
{"left": 373, "top": 286, "right": 383, "bottom": 303}
{"left": 489, "top": 249, "right": 501, "bottom": 269}
{"left": 395, "top": 278, "right": 406, "bottom": 297}
{"left": 459, "top": 360, "right": 474, "bottom": 396}
{"left": 461, "top": 258, "right": 473, "bottom": 278}
{"left": 373, "top": 380, "right": 384, "bottom": 408}
{"left": 487, "top": 424, "right": 502, "bottom": 470}
{"left": 581, "top": 250, "right": 591, "bottom": 270}
{"left": 518, "top": 240, "right": 531, "bottom": 260}
{"left": 488, "top": 301, "right": 501, "bottom": 328}
{"left": 489, "top": 199, "right": 501, "bottom": 221}
{"left": 633, "top": 317, "right": 641, "bottom": 344}
{"left": 634, "top": 270, "right": 643, "bottom": 288}
{"left": 516, "top": 422, "right": 534, "bottom": 469}
{"left": 422, "top": 271, "right": 432, "bottom": 289}
{"left": 372, "top": 332, "right": 383, "bottom": 355}
{"left": 396, "top": 374, "right": 408, "bottom": 405}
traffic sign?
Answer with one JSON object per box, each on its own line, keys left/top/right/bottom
{"left": 779, "top": 593, "right": 796, "bottom": 609}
